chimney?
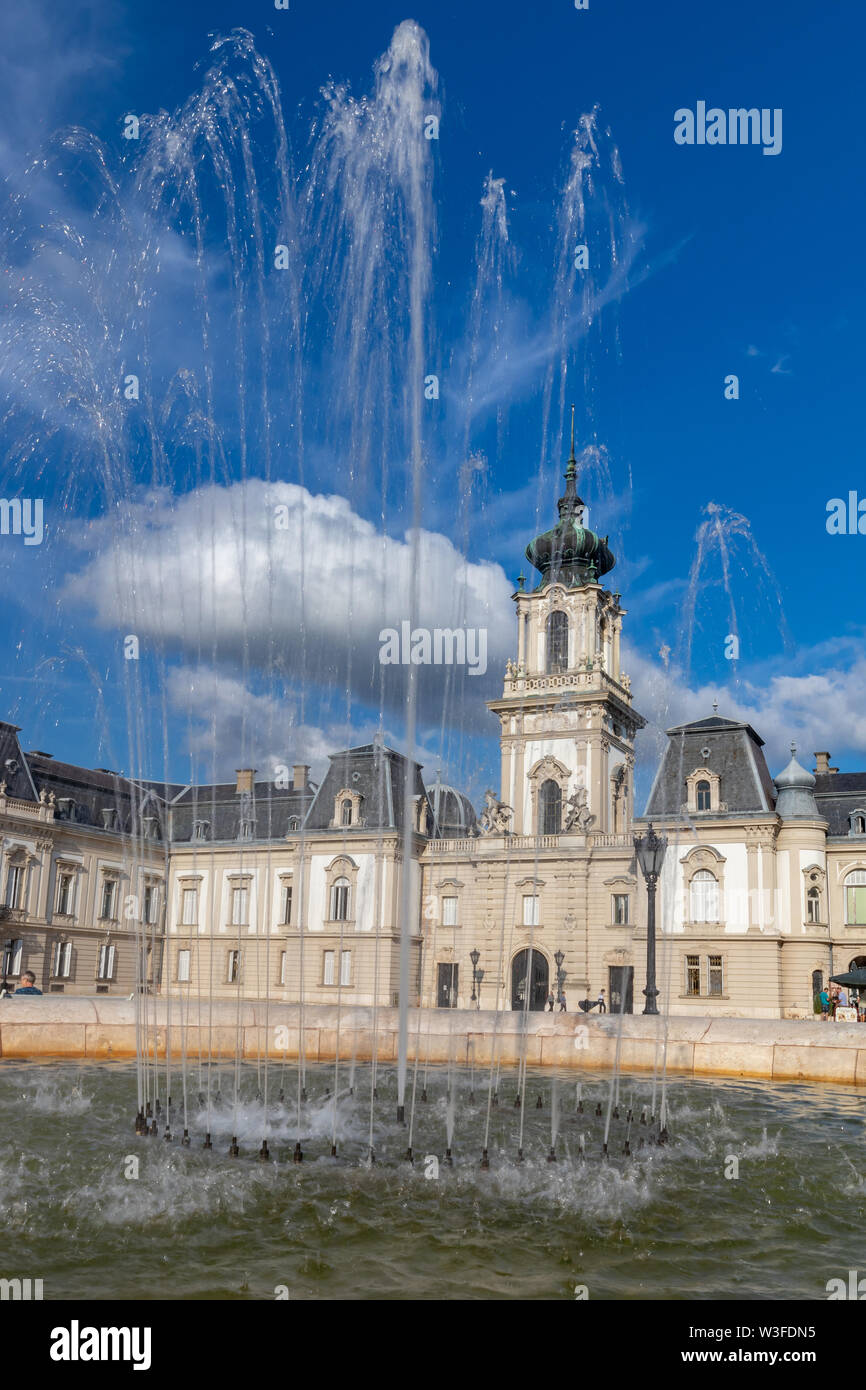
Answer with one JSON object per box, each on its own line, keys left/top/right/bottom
{"left": 292, "top": 764, "right": 309, "bottom": 791}
{"left": 235, "top": 768, "right": 256, "bottom": 795}
{"left": 813, "top": 752, "right": 838, "bottom": 776}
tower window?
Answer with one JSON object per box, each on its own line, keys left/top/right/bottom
{"left": 539, "top": 779, "right": 562, "bottom": 835}
{"left": 546, "top": 611, "right": 569, "bottom": 673}
{"left": 696, "top": 780, "right": 711, "bottom": 811}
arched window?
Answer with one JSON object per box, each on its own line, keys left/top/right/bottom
{"left": 539, "top": 779, "right": 562, "bottom": 835}
{"left": 546, "top": 611, "right": 568, "bottom": 674}
{"left": 806, "top": 887, "right": 821, "bottom": 924}
{"left": 330, "top": 877, "right": 350, "bottom": 921}
{"left": 690, "top": 869, "right": 719, "bottom": 923}
{"left": 845, "top": 870, "right": 866, "bottom": 925}
{"left": 696, "top": 780, "right": 711, "bottom": 812}
{"left": 340, "top": 798, "right": 353, "bottom": 827}
{"left": 851, "top": 812, "right": 866, "bottom": 835}
{"left": 287, "top": 816, "right": 300, "bottom": 832}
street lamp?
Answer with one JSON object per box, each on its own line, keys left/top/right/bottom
{"left": 470, "top": 949, "right": 482, "bottom": 1009}
{"left": 634, "top": 823, "right": 668, "bottom": 1016}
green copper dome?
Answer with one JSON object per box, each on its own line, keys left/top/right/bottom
{"left": 525, "top": 439, "right": 615, "bottom": 590}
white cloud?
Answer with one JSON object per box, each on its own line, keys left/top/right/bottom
{"left": 62, "top": 478, "right": 515, "bottom": 729}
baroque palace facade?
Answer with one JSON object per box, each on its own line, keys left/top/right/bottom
{"left": 3, "top": 443, "right": 866, "bottom": 1017}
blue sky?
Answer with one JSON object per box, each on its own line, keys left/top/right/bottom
{"left": 0, "top": 0, "right": 864, "bottom": 805}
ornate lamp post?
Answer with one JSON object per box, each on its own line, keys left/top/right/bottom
{"left": 470, "top": 949, "right": 482, "bottom": 1009}
{"left": 634, "top": 823, "right": 668, "bottom": 1016}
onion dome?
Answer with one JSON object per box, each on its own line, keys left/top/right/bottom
{"left": 429, "top": 781, "right": 477, "bottom": 838}
{"left": 774, "top": 745, "right": 820, "bottom": 819}
{"left": 525, "top": 417, "right": 615, "bottom": 589}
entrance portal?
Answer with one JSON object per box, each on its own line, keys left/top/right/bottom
{"left": 511, "top": 948, "right": 549, "bottom": 1011}
{"left": 608, "top": 964, "right": 634, "bottom": 1014}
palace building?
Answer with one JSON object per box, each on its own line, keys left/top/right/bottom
{"left": 2, "top": 441, "right": 866, "bottom": 1017}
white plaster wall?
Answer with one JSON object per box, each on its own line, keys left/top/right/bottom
{"left": 354, "top": 853, "right": 377, "bottom": 932}
{"left": 308, "top": 854, "right": 330, "bottom": 931}
{"left": 776, "top": 849, "right": 790, "bottom": 932}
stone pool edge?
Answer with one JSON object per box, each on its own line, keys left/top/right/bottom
{"left": 2, "top": 1000, "right": 865, "bottom": 1086}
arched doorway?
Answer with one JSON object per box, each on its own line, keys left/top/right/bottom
{"left": 849, "top": 956, "right": 866, "bottom": 970}
{"left": 511, "top": 948, "right": 549, "bottom": 1011}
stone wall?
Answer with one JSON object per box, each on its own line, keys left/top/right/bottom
{"left": 3, "top": 998, "right": 866, "bottom": 1085}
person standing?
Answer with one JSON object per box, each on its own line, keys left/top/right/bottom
{"left": 546, "top": 991, "right": 555, "bottom": 1012}
{"left": 597, "top": 988, "right": 606, "bottom": 1014}
{"left": 558, "top": 991, "right": 567, "bottom": 1013}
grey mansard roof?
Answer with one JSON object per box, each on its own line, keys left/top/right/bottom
{"left": 643, "top": 714, "right": 777, "bottom": 819}
{"left": 814, "top": 771, "right": 866, "bottom": 836}
{"left": 304, "top": 742, "right": 430, "bottom": 833}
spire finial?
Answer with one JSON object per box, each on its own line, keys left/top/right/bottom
{"left": 790, "top": 741, "right": 797, "bottom": 758}
{"left": 712, "top": 698, "right": 718, "bottom": 715}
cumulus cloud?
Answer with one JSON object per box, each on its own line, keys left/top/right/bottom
{"left": 62, "top": 477, "right": 516, "bottom": 731}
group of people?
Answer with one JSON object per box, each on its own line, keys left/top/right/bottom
{"left": 546, "top": 988, "right": 608, "bottom": 1014}
{"left": 816, "top": 984, "right": 865, "bottom": 1021}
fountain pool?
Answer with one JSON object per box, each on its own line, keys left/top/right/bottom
{"left": 1, "top": 1060, "right": 863, "bottom": 1301}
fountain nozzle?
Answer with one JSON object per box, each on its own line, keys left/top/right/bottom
{"left": 547, "top": 1146, "right": 557, "bottom": 1163}
{"left": 396, "top": 1104, "right": 405, "bottom": 1124}
{"left": 258, "top": 1140, "right": 270, "bottom": 1162}
{"left": 480, "top": 1149, "right": 489, "bottom": 1170}
{"left": 443, "top": 1148, "right": 453, "bottom": 1167}
{"left": 229, "top": 1137, "right": 240, "bottom": 1158}
{"left": 181, "top": 1129, "right": 190, "bottom": 1147}
{"left": 535, "top": 1095, "right": 543, "bottom": 1109}
{"left": 405, "top": 1147, "right": 414, "bottom": 1165}
{"left": 203, "top": 1133, "right": 212, "bottom": 1150}
{"left": 293, "top": 1142, "right": 304, "bottom": 1164}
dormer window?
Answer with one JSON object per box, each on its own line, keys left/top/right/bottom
{"left": 287, "top": 816, "right": 300, "bottom": 833}
{"left": 849, "top": 811, "right": 866, "bottom": 836}
{"left": 192, "top": 819, "right": 210, "bottom": 841}
{"left": 332, "top": 789, "right": 363, "bottom": 830}
{"left": 685, "top": 767, "right": 724, "bottom": 815}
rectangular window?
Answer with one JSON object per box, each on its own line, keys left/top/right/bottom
{"left": 340, "top": 950, "right": 351, "bottom": 986}
{"left": 97, "top": 943, "right": 116, "bottom": 981}
{"left": 52, "top": 940, "right": 72, "bottom": 979}
{"left": 177, "top": 949, "right": 191, "bottom": 983}
{"left": 281, "top": 882, "right": 293, "bottom": 926}
{"left": 708, "top": 954, "right": 724, "bottom": 996}
{"left": 323, "top": 950, "right": 335, "bottom": 986}
{"left": 5, "top": 864, "right": 24, "bottom": 910}
{"left": 685, "top": 954, "right": 701, "bottom": 997}
{"left": 100, "top": 879, "right": 117, "bottom": 920}
{"left": 181, "top": 886, "right": 198, "bottom": 926}
{"left": 56, "top": 872, "right": 74, "bottom": 916}
{"left": 613, "top": 893, "right": 630, "bottom": 925}
{"left": 231, "top": 885, "right": 249, "bottom": 926}
{"left": 522, "top": 894, "right": 539, "bottom": 927}
{"left": 2, "top": 938, "right": 23, "bottom": 977}
{"left": 227, "top": 950, "right": 241, "bottom": 984}
{"left": 846, "top": 885, "right": 866, "bottom": 926}
{"left": 279, "top": 950, "right": 287, "bottom": 986}
{"left": 441, "top": 896, "right": 458, "bottom": 926}
{"left": 143, "top": 884, "right": 156, "bottom": 924}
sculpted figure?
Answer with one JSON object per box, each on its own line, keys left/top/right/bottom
{"left": 478, "top": 789, "right": 512, "bottom": 836}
